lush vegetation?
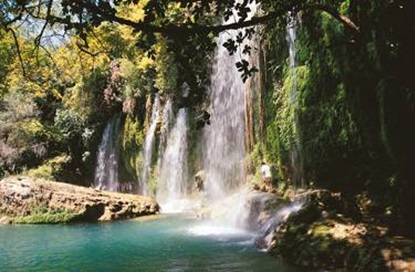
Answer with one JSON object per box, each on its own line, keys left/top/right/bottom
{"left": 0, "top": 2, "right": 216, "bottom": 186}
{"left": 0, "top": 0, "right": 414, "bottom": 248}
{"left": 256, "top": 0, "right": 415, "bottom": 238}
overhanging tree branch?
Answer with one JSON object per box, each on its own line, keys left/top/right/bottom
{"left": 6, "top": 27, "right": 27, "bottom": 77}
{"left": 3, "top": 1, "right": 360, "bottom": 40}
{"left": 76, "top": 1, "right": 359, "bottom": 36}
{"left": 76, "top": 41, "right": 109, "bottom": 57}
{"left": 34, "top": 0, "right": 54, "bottom": 46}
{"left": 309, "top": 4, "right": 360, "bottom": 34}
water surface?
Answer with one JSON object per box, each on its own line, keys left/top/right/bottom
{"left": 0, "top": 214, "right": 302, "bottom": 271}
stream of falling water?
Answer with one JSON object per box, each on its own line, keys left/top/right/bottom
{"left": 157, "top": 98, "right": 173, "bottom": 164}
{"left": 157, "top": 108, "right": 189, "bottom": 212}
{"left": 193, "top": 1, "right": 269, "bottom": 239}
{"left": 94, "top": 116, "right": 121, "bottom": 191}
{"left": 202, "top": 5, "right": 258, "bottom": 201}
{"left": 88, "top": 2, "right": 308, "bottom": 257}
{"left": 191, "top": 4, "right": 307, "bottom": 250}
{"left": 139, "top": 95, "right": 160, "bottom": 196}
{"left": 286, "top": 13, "right": 305, "bottom": 189}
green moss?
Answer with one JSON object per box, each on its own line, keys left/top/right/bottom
{"left": 276, "top": 65, "right": 310, "bottom": 150}
{"left": 147, "top": 168, "right": 158, "bottom": 197}
{"left": 245, "top": 143, "right": 262, "bottom": 183}
{"left": 120, "top": 114, "right": 145, "bottom": 181}
{"left": 312, "top": 224, "right": 331, "bottom": 237}
{"left": 14, "top": 207, "right": 77, "bottom": 224}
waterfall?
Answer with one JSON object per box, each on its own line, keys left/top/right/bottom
{"left": 286, "top": 13, "right": 305, "bottom": 189}
{"left": 254, "top": 198, "right": 304, "bottom": 250}
{"left": 139, "top": 95, "right": 160, "bottom": 195}
{"left": 94, "top": 116, "right": 121, "bottom": 191}
{"left": 154, "top": 98, "right": 172, "bottom": 195}
{"left": 287, "top": 14, "right": 297, "bottom": 82}
{"left": 156, "top": 98, "right": 173, "bottom": 178}
{"left": 188, "top": 189, "right": 305, "bottom": 250}
{"left": 183, "top": 4, "right": 308, "bottom": 251}
{"left": 203, "top": 3, "right": 258, "bottom": 200}
{"left": 157, "top": 108, "right": 189, "bottom": 211}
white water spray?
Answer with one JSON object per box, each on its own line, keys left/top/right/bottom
{"left": 286, "top": 13, "right": 305, "bottom": 188}
{"left": 188, "top": 189, "right": 305, "bottom": 251}
{"left": 255, "top": 199, "right": 304, "bottom": 250}
{"left": 157, "top": 108, "right": 189, "bottom": 212}
{"left": 185, "top": 7, "right": 308, "bottom": 253}
{"left": 203, "top": 3, "right": 259, "bottom": 201}
{"left": 94, "top": 116, "right": 121, "bottom": 191}
{"left": 139, "top": 95, "right": 160, "bottom": 195}
{"left": 157, "top": 99, "right": 173, "bottom": 159}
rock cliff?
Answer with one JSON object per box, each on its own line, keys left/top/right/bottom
{"left": 0, "top": 176, "right": 159, "bottom": 224}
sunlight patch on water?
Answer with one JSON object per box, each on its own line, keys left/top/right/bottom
{"left": 187, "top": 224, "right": 250, "bottom": 237}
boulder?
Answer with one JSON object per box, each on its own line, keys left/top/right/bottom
{"left": 0, "top": 176, "right": 159, "bottom": 224}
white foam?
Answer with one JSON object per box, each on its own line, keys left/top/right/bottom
{"left": 160, "top": 198, "right": 203, "bottom": 214}
{"left": 187, "top": 224, "right": 249, "bottom": 237}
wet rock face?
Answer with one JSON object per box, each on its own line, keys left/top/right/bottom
{"left": 0, "top": 176, "right": 159, "bottom": 224}
{"left": 244, "top": 191, "right": 303, "bottom": 251}
{"left": 270, "top": 190, "right": 415, "bottom": 271}
{"left": 244, "top": 191, "right": 287, "bottom": 231}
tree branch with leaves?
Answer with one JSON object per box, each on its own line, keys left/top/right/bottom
{"left": 0, "top": 0, "right": 360, "bottom": 84}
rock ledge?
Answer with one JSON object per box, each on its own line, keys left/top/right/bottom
{"left": 0, "top": 176, "right": 159, "bottom": 224}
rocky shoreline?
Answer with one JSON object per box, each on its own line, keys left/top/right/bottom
{"left": 192, "top": 187, "right": 415, "bottom": 271}
{"left": 2, "top": 176, "right": 414, "bottom": 271}
{"left": 268, "top": 190, "right": 415, "bottom": 271}
{"left": 0, "top": 176, "right": 159, "bottom": 224}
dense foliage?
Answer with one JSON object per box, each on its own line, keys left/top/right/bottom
{"left": 0, "top": 1, "right": 217, "bottom": 184}
{"left": 258, "top": 0, "right": 415, "bottom": 236}
{"left": 1, "top": 0, "right": 414, "bottom": 238}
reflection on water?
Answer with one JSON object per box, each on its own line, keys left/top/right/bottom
{"left": 0, "top": 215, "right": 303, "bottom": 271}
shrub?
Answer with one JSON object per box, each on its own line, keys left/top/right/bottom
{"left": 26, "top": 155, "right": 71, "bottom": 181}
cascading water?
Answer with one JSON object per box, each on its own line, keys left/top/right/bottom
{"left": 157, "top": 108, "right": 189, "bottom": 212}
{"left": 157, "top": 99, "right": 173, "bottom": 162}
{"left": 202, "top": 4, "right": 260, "bottom": 201}
{"left": 94, "top": 116, "right": 121, "bottom": 191}
{"left": 287, "top": 14, "right": 298, "bottom": 88}
{"left": 139, "top": 95, "right": 160, "bottom": 196}
{"left": 254, "top": 199, "right": 304, "bottom": 250}
{"left": 155, "top": 98, "right": 173, "bottom": 185}
{"left": 286, "top": 13, "right": 305, "bottom": 189}
{"left": 190, "top": 5, "right": 308, "bottom": 250}
{"left": 191, "top": 2, "right": 265, "bottom": 235}
{"left": 189, "top": 189, "right": 305, "bottom": 251}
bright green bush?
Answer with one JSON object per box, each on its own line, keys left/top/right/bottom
{"left": 26, "top": 155, "right": 71, "bottom": 181}
{"left": 120, "top": 114, "right": 145, "bottom": 181}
